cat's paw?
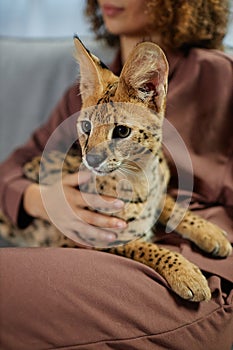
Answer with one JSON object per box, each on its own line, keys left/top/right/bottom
{"left": 190, "top": 223, "right": 232, "bottom": 258}
{"left": 163, "top": 255, "right": 211, "bottom": 302}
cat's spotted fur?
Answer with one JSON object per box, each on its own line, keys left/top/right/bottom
{"left": 0, "top": 37, "right": 231, "bottom": 302}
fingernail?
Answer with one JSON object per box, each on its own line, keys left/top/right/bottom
{"left": 115, "top": 220, "right": 127, "bottom": 229}
{"left": 113, "top": 200, "right": 124, "bottom": 209}
{"left": 107, "top": 233, "right": 117, "bottom": 241}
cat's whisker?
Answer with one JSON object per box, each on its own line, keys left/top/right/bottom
{"left": 118, "top": 161, "right": 142, "bottom": 176}
{"left": 117, "top": 166, "right": 131, "bottom": 176}
{"left": 117, "top": 169, "right": 126, "bottom": 177}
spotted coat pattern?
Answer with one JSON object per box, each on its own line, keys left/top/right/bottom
{"left": 0, "top": 38, "right": 231, "bottom": 302}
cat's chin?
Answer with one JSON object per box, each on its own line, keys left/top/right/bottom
{"left": 82, "top": 158, "right": 118, "bottom": 176}
{"left": 91, "top": 168, "right": 117, "bottom": 176}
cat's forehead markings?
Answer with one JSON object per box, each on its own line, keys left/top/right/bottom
{"left": 96, "top": 96, "right": 108, "bottom": 105}
{"left": 83, "top": 110, "right": 92, "bottom": 120}
{"left": 86, "top": 104, "right": 112, "bottom": 124}
{"left": 83, "top": 105, "right": 98, "bottom": 121}
{"left": 96, "top": 82, "right": 118, "bottom": 105}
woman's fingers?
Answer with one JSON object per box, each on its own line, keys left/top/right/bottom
{"left": 75, "top": 191, "right": 125, "bottom": 211}
{"left": 73, "top": 207, "right": 127, "bottom": 229}
{"left": 63, "top": 172, "right": 125, "bottom": 211}
{"left": 63, "top": 171, "right": 91, "bottom": 186}
{"left": 65, "top": 218, "right": 118, "bottom": 245}
{"left": 44, "top": 172, "right": 128, "bottom": 245}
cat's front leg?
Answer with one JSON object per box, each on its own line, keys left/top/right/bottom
{"left": 159, "top": 195, "right": 232, "bottom": 257}
{"left": 107, "top": 241, "right": 211, "bottom": 302}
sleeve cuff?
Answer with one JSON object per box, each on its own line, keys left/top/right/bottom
{"left": 4, "top": 178, "right": 33, "bottom": 228}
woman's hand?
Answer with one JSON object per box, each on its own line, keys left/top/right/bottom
{"left": 23, "top": 172, "right": 127, "bottom": 246}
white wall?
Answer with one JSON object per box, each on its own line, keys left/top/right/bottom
{"left": 0, "top": 0, "right": 93, "bottom": 38}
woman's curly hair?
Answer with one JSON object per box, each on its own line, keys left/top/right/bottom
{"left": 85, "top": 0, "right": 229, "bottom": 50}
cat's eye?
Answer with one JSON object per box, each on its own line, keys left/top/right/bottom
{"left": 112, "top": 125, "right": 131, "bottom": 139}
{"left": 81, "top": 120, "right": 91, "bottom": 134}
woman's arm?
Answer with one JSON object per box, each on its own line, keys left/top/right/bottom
{"left": 0, "top": 83, "right": 126, "bottom": 243}
{"left": 0, "top": 84, "right": 81, "bottom": 227}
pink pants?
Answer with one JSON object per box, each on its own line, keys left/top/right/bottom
{"left": 0, "top": 247, "right": 232, "bottom": 350}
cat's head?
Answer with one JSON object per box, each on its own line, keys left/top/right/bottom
{"left": 74, "top": 36, "right": 168, "bottom": 175}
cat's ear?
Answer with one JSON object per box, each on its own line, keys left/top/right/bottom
{"left": 73, "top": 36, "right": 106, "bottom": 102}
{"left": 116, "top": 42, "right": 169, "bottom": 113}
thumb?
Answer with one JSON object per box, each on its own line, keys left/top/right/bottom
{"left": 63, "top": 171, "right": 91, "bottom": 187}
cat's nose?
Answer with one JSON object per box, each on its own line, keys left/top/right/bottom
{"left": 86, "top": 153, "right": 106, "bottom": 167}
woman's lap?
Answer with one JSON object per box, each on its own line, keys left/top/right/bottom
{"left": 0, "top": 247, "right": 232, "bottom": 350}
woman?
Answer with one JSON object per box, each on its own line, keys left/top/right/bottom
{"left": 0, "top": 1, "right": 232, "bottom": 349}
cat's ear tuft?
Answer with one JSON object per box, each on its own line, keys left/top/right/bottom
{"left": 74, "top": 36, "right": 104, "bottom": 102}
{"left": 117, "top": 42, "right": 169, "bottom": 113}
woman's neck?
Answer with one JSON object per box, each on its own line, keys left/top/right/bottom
{"left": 120, "top": 34, "right": 162, "bottom": 64}
{"left": 120, "top": 36, "right": 141, "bottom": 64}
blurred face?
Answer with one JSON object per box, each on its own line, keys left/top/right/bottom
{"left": 97, "top": 0, "right": 151, "bottom": 36}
